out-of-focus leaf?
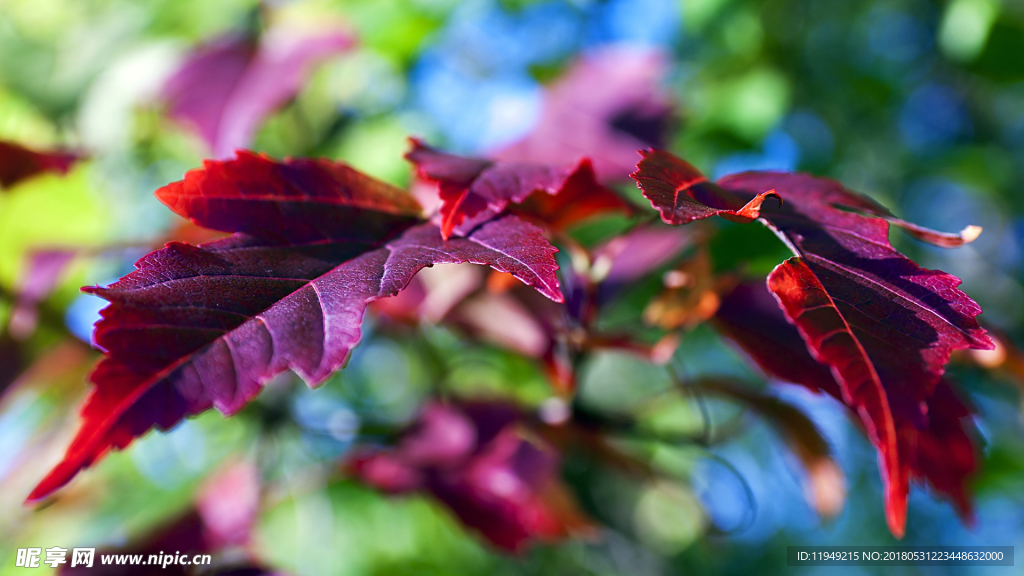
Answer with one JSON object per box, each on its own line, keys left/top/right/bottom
{"left": 29, "top": 152, "right": 562, "bottom": 502}
{"left": 1, "top": 339, "right": 93, "bottom": 401}
{"left": 589, "top": 224, "right": 694, "bottom": 300}
{"left": 0, "top": 332, "right": 24, "bottom": 396}
{"left": 59, "top": 459, "right": 272, "bottom": 575}
{"left": 643, "top": 249, "right": 729, "bottom": 330}
{"left": 494, "top": 46, "right": 674, "bottom": 181}
{"left": 195, "top": 459, "right": 261, "bottom": 549}
{"left": 349, "top": 401, "right": 593, "bottom": 552}
{"left": 0, "top": 140, "right": 79, "bottom": 189}
{"left": 406, "top": 139, "right": 630, "bottom": 239}
{"left": 714, "top": 282, "right": 981, "bottom": 532}
{"left": 694, "top": 378, "right": 846, "bottom": 519}
{"left": 163, "top": 22, "right": 355, "bottom": 158}
{"left": 963, "top": 326, "right": 1024, "bottom": 392}
{"left": 371, "top": 263, "right": 484, "bottom": 325}
{"left": 8, "top": 249, "right": 76, "bottom": 339}
{"left": 448, "top": 291, "right": 551, "bottom": 359}
{"left": 634, "top": 151, "right": 993, "bottom": 537}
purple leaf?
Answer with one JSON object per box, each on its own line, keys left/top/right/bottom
{"left": 406, "top": 139, "right": 628, "bottom": 240}
{"left": 493, "top": 46, "right": 674, "bottom": 181}
{"left": 351, "top": 400, "right": 592, "bottom": 552}
{"left": 29, "top": 152, "right": 561, "bottom": 502}
{"left": 164, "top": 23, "right": 355, "bottom": 157}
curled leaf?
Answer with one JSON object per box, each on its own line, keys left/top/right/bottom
{"left": 632, "top": 150, "right": 780, "bottom": 225}
{"left": 407, "top": 139, "right": 630, "bottom": 239}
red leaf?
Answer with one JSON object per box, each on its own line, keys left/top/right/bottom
{"left": 350, "top": 401, "right": 592, "bottom": 552}
{"left": 634, "top": 151, "right": 993, "bottom": 537}
{"left": 406, "top": 139, "right": 630, "bottom": 239}
{"left": 493, "top": 46, "right": 674, "bottom": 181}
{"left": 155, "top": 150, "right": 423, "bottom": 241}
{"left": 29, "top": 152, "right": 562, "bottom": 502}
{"left": 632, "top": 150, "right": 780, "bottom": 224}
{"left": 713, "top": 282, "right": 839, "bottom": 398}
{"left": 0, "top": 140, "right": 79, "bottom": 189}
{"left": 196, "top": 460, "right": 261, "bottom": 549}
{"left": 715, "top": 281, "right": 981, "bottom": 535}
{"left": 163, "top": 23, "right": 354, "bottom": 158}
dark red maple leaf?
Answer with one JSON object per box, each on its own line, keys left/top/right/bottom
{"left": 406, "top": 139, "right": 631, "bottom": 239}
{"left": 715, "top": 282, "right": 979, "bottom": 528}
{"left": 633, "top": 150, "right": 992, "bottom": 537}
{"left": 28, "top": 151, "right": 563, "bottom": 502}
{"left": 163, "top": 22, "right": 354, "bottom": 158}
{"left": 0, "top": 140, "right": 80, "bottom": 189}
{"left": 349, "top": 401, "right": 592, "bottom": 552}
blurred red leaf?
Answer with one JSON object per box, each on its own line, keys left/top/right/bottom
{"left": 493, "top": 46, "right": 674, "bottom": 181}
{"left": 350, "top": 401, "right": 592, "bottom": 552}
{"left": 589, "top": 223, "right": 694, "bottom": 296}
{"left": 406, "top": 139, "right": 630, "bottom": 239}
{"left": 29, "top": 152, "right": 562, "bottom": 502}
{"left": 715, "top": 282, "right": 981, "bottom": 533}
{"left": 0, "top": 140, "right": 79, "bottom": 189}
{"left": 59, "top": 460, "right": 272, "bottom": 575}
{"left": 163, "top": 23, "right": 354, "bottom": 157}
{"left": 634, "top": 151, "right": 992, "bottom": 537}
{"left": 196, "top": 460, "right": 261, "bottom": 549}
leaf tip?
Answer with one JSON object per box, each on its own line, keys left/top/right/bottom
{"left": 884, "top": 484, "right": 908, "bottom": 540}
{"left": 723, "top": 189, "right": 782, "bottom": 223}
{"left": 960, "top": 225, "right": 982, "bottom": 244}
{"left": 25, "top": 463, "right": 72, "bottom": 505}
{"left": 403, "top": 136, "right": 425, "bottom": 157}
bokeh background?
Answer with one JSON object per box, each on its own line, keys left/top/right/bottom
{"left": 2, "top": 0, "right": 1024, "bottom": 574}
